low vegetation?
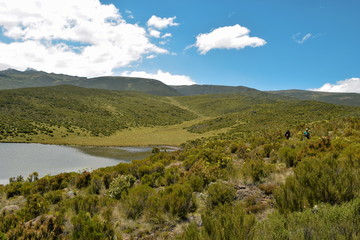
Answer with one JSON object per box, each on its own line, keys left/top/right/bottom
{"left": 0, "top": 115, "right": 359, "bottom": 239}
{"left": 0, "top": 85, "right": 359, "bottom": 239}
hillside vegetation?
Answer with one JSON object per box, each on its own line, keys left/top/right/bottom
{"left": 0, "top": 115, "right": 359, "bottom": 239}
{"left": 1, "top": 86, "right": 359, "bottom": 145}
{"left": 0, "top": 85, "right": 196, "bottom": 142}
{"left": 269, "top": 89, "right": 360, "bottom": 107}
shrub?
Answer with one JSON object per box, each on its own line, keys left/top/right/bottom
{"left": 122, "top": 184, "right": 155, "bottom": 219}
{"left": 75, "top": 171, "right": 91, "bottom": 189}
{"left": 241, "top": 159, "right": 274, "bottom": 183}
{"left": 22, "top": 193, "right": 49, "bottom": 221}
{"left": 72, "top": 212, "right": 114, "bottom": 240}
{"left": 89, "top": 175, "right": 103, "bottom": 194}
{"left": 189, "top": 174, "right": 205, "bottom": 192}
{"left": 162, "top": 184, "right": 195, "bottom": 219}
{"left": 278, "top": 146, "right": 297, "bottom": 167}
{"left": 206, "top": 181, "right": 236, "bottom": 208}
{"left": 108, "top": 174, "right": 136, "bottom": 199}
{"left": 180, "top": 203, "right": 256, "bottom": 240}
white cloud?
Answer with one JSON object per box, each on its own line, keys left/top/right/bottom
{"left": 147, "top": 15, "right": 179, "bottom": 30}
{"left": 162, "top": 33, "right": 172, "bottom": 38}
{"left": 149, "top": 29, "right": 161, "bottom": 38}
{"left": 121, "top": 70, "right": 196, "bottom": 86}
{"left": 193, "top": 24, "right": 266, "bottom": 54}
{"left": 293, "top": 33, "right": 312, "bottom": 44}
{"left": 311, "top": 78, "right": 360, "bottom": 93}
{"left": 0, "top": 0, "right": 169, "bottom": 77}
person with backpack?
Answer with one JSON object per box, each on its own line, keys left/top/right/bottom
{"left": 285, "top": 130, "right": 291, "bottom": 140}
{"left": 303, "top": 128, "right": 310, "bottom": 139}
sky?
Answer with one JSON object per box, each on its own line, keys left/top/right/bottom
{"left": 0, "top": 0, "right": 359, "bottom": 92}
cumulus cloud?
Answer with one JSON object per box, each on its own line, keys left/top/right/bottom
{"left": 147, "top": 15, "right": 179, "bottom": 29}
{"left": 121, "top": 70, "right": 196, "bottom": 86}
{"left": 0, "top": 0, "right": 169, "bottom": 77}
{"left": 193, "top": 24, "right": 266, "bottom": 55}
{"left": 311, "top": 78, "right": 360, "bottom": 93}
{"left": 293, "top": 33, "right": 312, "bottom": 44}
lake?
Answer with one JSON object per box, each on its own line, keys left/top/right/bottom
{"left": 0, "top": 143, "right": 155, "bottom": 185}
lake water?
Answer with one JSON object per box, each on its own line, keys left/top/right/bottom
{"left": 0, "top": 143, "right": 154, "bottom": 185}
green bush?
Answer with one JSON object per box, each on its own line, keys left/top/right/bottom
{"left": 72, "top": 212, "right": 114, "bottom": 240}
{"left": 180, "top": 203, "right": 256, "bottom": 240}
{"left": 122, "top": 184, "right": 155, "bottom": 219}
{"left": 275, "top": 153, "right": 360, "bottom": 213}
{"left": 278, "top": 146, "right": 298, "bottom": 167}
{"left": 206, "top": 181, "right": 236, "bottom": 208}
{"left": 108, "top": 174, "right": 136, "bottom": 199}
{"left": 241, "top": 159, "right": 274, "bottom": 183}
{"left": 21, "top": 193, "right": 49, "bottom": 221}
{"left": 162, "top": 184, "right": 194, "bottom": 219}
{"left": 255, "top": 199, "right": 360, "bottom": 239}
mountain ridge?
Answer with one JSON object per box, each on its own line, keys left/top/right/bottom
{"left": 0, "top": 69, "right": 358, "bottom": 106}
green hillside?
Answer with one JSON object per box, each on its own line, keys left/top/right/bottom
{"left": 77, "top": 76, "right": 181, "bottom": 96}
{"left": 269, "top": 89, "right": 360, "bottom": 107}
{"left": 0, "top": 85, "right": 196, "bottom": 141}
{"left": 174, "top": 92, "right": 360, "bottom": 133}
{"left": 172, "top": 84, "right": 259, "bottom": 96}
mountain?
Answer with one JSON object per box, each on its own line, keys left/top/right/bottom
{"left": 172, "top": 84, "right": 259, "bottom": 96}
{"left": 0, "top": 69, "right": 181, "bottom": 96}
{"left": 269, "top": 89, "right": 360, "bottom": 107}
{"left": 0, "top": 69, "right": 86, "bottom": 89}
{"left": 1, "top": 69, "right": 359, "bottom": 106}
{"left": 76, "top": 76, "right": 181, "bottom": 96}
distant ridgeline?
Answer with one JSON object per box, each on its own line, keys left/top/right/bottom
{"left": 0, "top": 69, "right": 359, "bottom": 106}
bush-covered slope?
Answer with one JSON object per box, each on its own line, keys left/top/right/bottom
{"left": 0, "top": 85, "right": 196, "bottom": 140}
{"left": 175, "top": 92, "right": 360, "bottom": 133}
{"left": 1, "top": 117, "right": 359, "bottom": 239}
{"left": 172, "top": 84, "right": 259, "bottom": 96}
{"left": 269, "top": 89, "right": 360, "bottom": 107}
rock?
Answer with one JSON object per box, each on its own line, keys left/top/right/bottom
{"left": 0, "top": 205, "right": 20, "bottom": 214}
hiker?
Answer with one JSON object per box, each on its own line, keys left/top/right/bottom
{"left": 303, "top": 128, "right": 310, "bottom": 139}
{"left": 285, "top": 130, "right": 291, "bottom": 139}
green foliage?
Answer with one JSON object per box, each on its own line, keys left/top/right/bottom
{"left": 277, "top": 145, "right": 298, "bottom": 167}
{"left": 67, "top": 195, "right": 101, "bottom": 216}
{"left": 0, "top": 85, "right": 196, "bottom": 139}
{"left": 241, "top": 159, "right": 275, "bottom": 183}
{"left": 21, "top": 193, "right": 50, "bottom": 221}
{"left": 88, "top": 175, "right": 103, "bottom": 195}
{"left": 122, "top": 184, "right": 155, "bottom": 219}
{"left": 6, "top": 215, "right": 64, "bottom": 240}
{"left": 181, "top": 203, "right": 256, "bottom": 240}
{"left": 275, "top": 143, "right": 360, "bottom": 213}
{"left": 255, "top": 199, "right": 360, "bottom": 239}
{"left": 71, "top": 212, "right": 114, "bottom": 240}
{"left": 108, "top": 174, "right": 136, "bottom": 199}
{"left": 75, "top": 171, "right": 91, "bottom": 189}
{"left": 161, "top": 184, "right": 195, "bottom": 219}
{"left": 206, "top": 181, "right": 236, "bottom": 207}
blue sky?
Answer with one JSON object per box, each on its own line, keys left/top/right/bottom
{"left": 0, "top": 0, "right": 359, "bottom": 92}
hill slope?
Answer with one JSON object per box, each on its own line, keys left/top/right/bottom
{"left": 269, "top": 89, "right": 360, "bottom": 107}
{"left": 172, "top": 84, "right": 259, "bottom": 96}
{"left": 0, "top": 85, "right": 196, "bottom": 140}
